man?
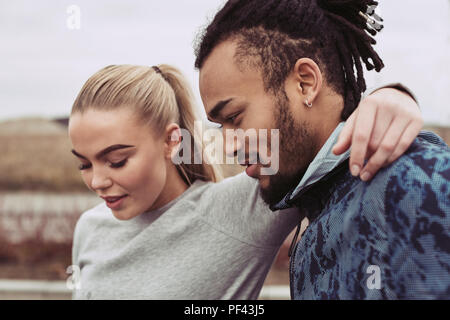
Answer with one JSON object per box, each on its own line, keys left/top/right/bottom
{"left": 195, "top": 0, "right": 449, "bottom": 299}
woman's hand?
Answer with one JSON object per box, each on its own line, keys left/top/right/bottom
{"left": 333, "top": 87, "right": 424, "bottom": 181}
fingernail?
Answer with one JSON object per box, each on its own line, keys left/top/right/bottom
{"left": 361, "top": 172, "right": 371, "bottom": 182}
{"left": 351, "top": 165, "right": 360, "bottom": 176}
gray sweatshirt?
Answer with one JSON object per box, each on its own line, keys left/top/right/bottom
{"left": 72, "top": 172, "right": 300, "bottom": 300}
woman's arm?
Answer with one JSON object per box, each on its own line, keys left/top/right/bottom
{"left": 333, "top": 86, "right": 423, "bottom": 181}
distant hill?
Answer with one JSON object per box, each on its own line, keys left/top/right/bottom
{"left": 53, "top": 117, "right": 69, "bottom": 128}
{"left": 0, "top": 117, "right": 86, "bottom": 192}
{"left": 0, "top": 117, "right": 67, "bottom": 136}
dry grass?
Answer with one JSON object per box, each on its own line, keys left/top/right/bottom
{"left": 0, "top": 134, "right": 87, "bottom": 192}
{"left": 0, "top": 239, "right": 72, "bottom": 280}
{"left": 0, "top": 210, "right": 77, "bottom": 280}
{"left": 0, "top": 117, "right": 87, "bottom": 192}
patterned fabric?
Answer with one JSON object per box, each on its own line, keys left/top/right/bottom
{"left": 289, "top": 132, "right": 450, "bottom": 299}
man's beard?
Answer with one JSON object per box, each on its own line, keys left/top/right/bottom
{"left": 260, "top": 92, "right": 316, "bottom": 207}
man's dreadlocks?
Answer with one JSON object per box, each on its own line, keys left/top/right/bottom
{"left": 195, "top": 0, "right": 384, "bottom": 120}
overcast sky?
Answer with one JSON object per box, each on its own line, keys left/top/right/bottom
{"left": 0, "top": 0, "right": 449, "bottom": 125}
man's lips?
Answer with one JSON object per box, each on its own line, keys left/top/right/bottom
{"left": 241, "top": 156, "right": 273, "bottom": 178}
{"left": 240, "top": 156, "right": 259, "bottom": 167}
{"left": 239, "top": 155, "right": 259, "bottom": 177}
{"left": 245, "top": 164, "right": 259, "bottom": 179}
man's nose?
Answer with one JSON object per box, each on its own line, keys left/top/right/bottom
{"left": 90, "top": 167, "right": 113, "bottom": 191}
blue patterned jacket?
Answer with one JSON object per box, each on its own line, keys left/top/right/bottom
{"left": 276, "top": 132, "right": 450, "bottom": 299}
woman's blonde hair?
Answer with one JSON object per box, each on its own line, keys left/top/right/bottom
{"left": 71, "top": 64, "right": 223, "bottom": 185}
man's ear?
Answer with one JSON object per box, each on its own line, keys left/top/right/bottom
{"left": 293, "top": 58, "right": 323, "bottom": 105}
{"left": 164, "top": 123, "right": 182, "bottom": 160}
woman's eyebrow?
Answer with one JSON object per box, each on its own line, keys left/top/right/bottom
{"left": 71, "top": 145, "right": 135, "bottom": 160}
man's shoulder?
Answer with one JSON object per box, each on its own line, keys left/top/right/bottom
{"left": 324, "top": 132, "right": 449, "bottom": 221}
{"left": 368, "top": 131, "right": 449, "bottom": 239}
{"left": 394, "top": 131, "right": 448, "bottom": 168}
{"left": 375, "top": 131, "right": 449, "bottom": 186}
{"left": 343, "top": 131, "right": 450, "bottom": 235}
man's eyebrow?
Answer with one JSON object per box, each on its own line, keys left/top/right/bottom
{"left": 207, "top": 98, "right": 233, "bottom": 121}
{"left": 71, "top": 145, "right": 135, "bottom": 160}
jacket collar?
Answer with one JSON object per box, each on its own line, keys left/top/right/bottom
{"left": 271, "top": 122, "right": 350, "bottom": 211}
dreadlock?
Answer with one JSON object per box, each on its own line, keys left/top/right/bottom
{"left": 195, "top": 0, "right": 384, "bottom": 120}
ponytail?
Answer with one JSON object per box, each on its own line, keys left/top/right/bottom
{"left": 156, "top": 64, "right": 223, "bottom": 185}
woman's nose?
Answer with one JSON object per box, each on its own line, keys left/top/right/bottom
{"left": 90, "top": 167, "right": 113, "bottom": 191}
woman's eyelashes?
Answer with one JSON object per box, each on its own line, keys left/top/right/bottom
{"left": 110, "top": 159, "right": 128, "bottom": 168}
{"left": 78, "top": 159, "right": 128, "bottom": 171}
{"left": 78, "top": 163, "right": 91, "bottom": 171}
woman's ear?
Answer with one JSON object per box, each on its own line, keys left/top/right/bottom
{"left": 164, "top": 123, "right": 182, "bottom": 160}
{"left": 293, "top": 58, "right": 323, "bottom": 106}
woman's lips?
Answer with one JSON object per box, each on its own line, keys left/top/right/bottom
{"left": 104, "top": 195, "right": 128, "bottom": 210}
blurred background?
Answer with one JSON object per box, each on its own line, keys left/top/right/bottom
{"left": 0, "top": 0, "right": 449, "bottom": 300}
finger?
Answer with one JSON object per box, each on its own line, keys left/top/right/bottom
{"left": 363, "top": 147, "right": 376, "bottom": 162}
{"left": 359, "top": 118, "right": 410, "bottom": 181}
{"left": 385, "top": 118, "right": 423, "bottom": 165}
{"left": 366, "top": 110, "right": 394, "bottom": 156}
{"left": 349, "top": 100, "right": 377, "bottom": 177}
{"left": 333, "top": 110, "right": 357, "bottom": 155}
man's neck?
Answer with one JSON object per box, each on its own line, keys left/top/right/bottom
{"left": 311, "top": 89, "right": 344, "bottom": 157}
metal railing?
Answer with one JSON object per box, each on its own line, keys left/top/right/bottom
{"left": 0, "top": 280, "right": 290, "bottom": 300}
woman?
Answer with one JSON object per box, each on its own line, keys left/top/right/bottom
{"left": 69, "top": 64, "right": 419, "bottom": 299}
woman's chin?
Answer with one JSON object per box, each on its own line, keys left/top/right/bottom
{"left": 111, "top": 209, "right": 139, "bottom": 221}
